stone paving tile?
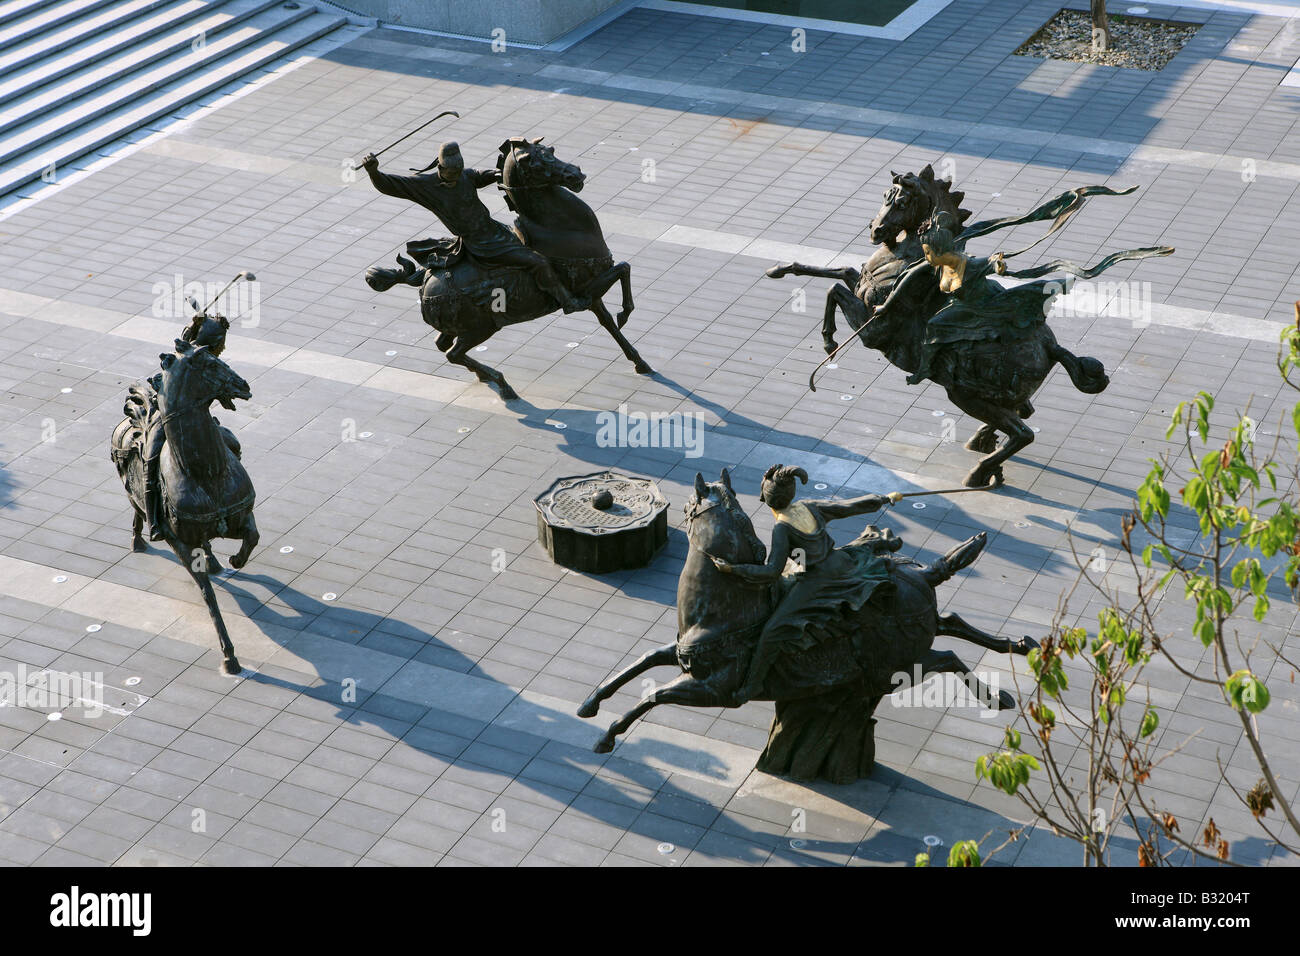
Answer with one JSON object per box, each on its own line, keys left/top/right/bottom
{"left": 1, "top": 0, "right": 1299, "bottom": 867}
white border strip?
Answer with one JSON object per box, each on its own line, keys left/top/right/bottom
{"left": 638, "top": 0, "right": 957, "bottom": 40}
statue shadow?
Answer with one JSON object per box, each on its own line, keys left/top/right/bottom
{"left": 171, "top": 561, "right": 1058, "bottom": 865}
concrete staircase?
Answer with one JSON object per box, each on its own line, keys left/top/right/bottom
{"left": 0, "top": 0, "right": 348, "bottom": 198}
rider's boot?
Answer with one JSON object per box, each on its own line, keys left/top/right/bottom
{"left": 144, "top": 457, "right": 166, "bottom": 542}
{"left": 535, "top": 269, "right": 588, "bottom": 314}
{"left": 921, "top": 532, "right": 987, "bottom": 586}
{"left": 365, "top": 255, "right": 422, "bottom": 292}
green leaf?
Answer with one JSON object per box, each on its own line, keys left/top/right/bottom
{"left": 914, "top": 852, "right": 930, "bottom": 867}
{"left": 947, "top": 840, "right": 981, "bottom": 867}
{"left": 1227, "top": 670, "right": 1271, "bottom": 713}
{"left": 1140, "top": 709, "right": 1159, "bottom": 738}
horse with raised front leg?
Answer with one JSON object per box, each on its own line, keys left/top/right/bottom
{"left": 364, "top": 137, "right": 652, "bottom": 400}
{"left": 577, "top": 468, "right": 1038, "bottom": 784}
{"left": 110, "top": 338, "right": 259, "bottom": 674}
{"left": 767, "top": 166, "right": 1172, "bottom": 487}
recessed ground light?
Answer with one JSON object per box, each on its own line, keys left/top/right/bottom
{"left": 47, "top": 712, "right": 62, "bottom": 721}
{"left": 385, "top": 350, "right": 397, "bottom": 356}
{"left": 657, "top": 842, "right": 675, "bottom": 854}
{"left": 1127, "top": 6, "right": 1149, "bottom": 13}
{"left": 86, "top": 624, "right": 101, "bottom": 633}
{"left": 566, "top": 342, "right": 579, "bottom": 349}
{"left": 458, "top": 427, "right": 471, "bottom": 434}
{"left": 912, "top": 502, "right": 926, "bottom": 510}
{"left": 932, "top": 410, "right": 945, "bottom": 417}
{"left": 52, "top": 575, "right": 67, "bottom": 583}
{"left": 840, "top": 394, "right": 853, "bottom": 401}
{"left": 359, "top": 431, "right": 372, "bottom": 439}
{"left": 322, "top": 592, "right": 337, "bottom": 601}
{"left": 280, "top": 546, "right": 293, "bottom": 553}
{"left": 814, "top": 483, "right": 827, "bottom": 490}
{"left": 923, "top": 835, "right": 943, "bottom": 848}
{"left": 1015, "top": 521, "right": 1032, "bottom": 529}
{"left": 790, "top": 838, "right": 806, "bottom": 849}
{"left": 827, "top": 363, "right": 838, "bottom": 369}
{"left": 475, "top": 345, "right": 487, "bottom": 352}
{"left": 124, "top": 677, "right": 141, "bottom": 687}
{"left": 61, "top": 387, "right": 72, "bottom": 393}
{"left": 552, "top": 422, "right": 566, "bottom": 430}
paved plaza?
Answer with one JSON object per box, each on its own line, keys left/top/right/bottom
{"left": 2, "top": 0, "right": 1300, "bottom": 866}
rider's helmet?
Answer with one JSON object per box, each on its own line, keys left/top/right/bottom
{"left": 436, "top": 141, "right": 464, "bottom": 182}
{"left": 759, "top": 464, "right": 809, "bottom": 511}
{"left": 182, "top": 313, "right": 231, "bottom": 357}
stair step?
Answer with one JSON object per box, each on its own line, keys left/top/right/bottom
{"left": 0, "top": 0, "right": 124, "bottom": 54}
{"left": 0, "top": 0, "right": 192, "bottom": 79}
{"left": 0, "top": 0, "right": 287, "bottom": 119}
{"left": 0, "top": 4, "right": 319, "bottom": 165}
{"left": 0, "top": 0, "right": 64, "bottom": 32}
{"left": 0, "top": 11, "right": 347, "bottom": 197}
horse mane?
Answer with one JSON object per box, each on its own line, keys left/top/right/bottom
{"left": 719, "top": 484, "right": 767, "bottom": 564}
{"left": 893, "top": 163, "right": 972, "bottom": 227}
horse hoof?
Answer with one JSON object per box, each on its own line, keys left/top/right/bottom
{"left": 634, "top": 362, "right": 654, "bottom": 375}
{"left": 616, "top": 311, "right": 631, "bottom": 329}
{"left": 499, "top": 386, "right": 520, "bottom": 402}
{"left": 964, "top": 434, "right": 997, "bottom": 454}
{"left": 221, "top": 658, "right": 242, "bottom": 676}
{"left": 229, "top": 553, "right": 247, "bottom": 570}
{"left": 593, "top": 735, "right": 614, "bottom": 754}
{"left": 206, "top": 558, "right": 222, "bottom": 575}
{"left": 132, "top": 538, "right": 147, "bottom": 553}
{"left": 765, "top": 266, "right": 786, "bottom": 279}
{"left": 823, "top": 339, "right": 838, "bottom": 355}
{"left": 997, "top": 690, "right": 1016, "bottom": 711}
{"left": 1017, "top": 635, "right": 1040, "bottom": 655}
{"left": 577, "top": 700, "right": 598, "bottom": 719}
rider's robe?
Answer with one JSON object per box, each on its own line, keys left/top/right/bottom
{"left": 740, "top": 506, "right": 895, "bottom": 684}
{"left": 902, "top": 257, "right": 1052, "bottom": 387}
{"left": 363, "top": 165, "right": 520, "bottom": 268}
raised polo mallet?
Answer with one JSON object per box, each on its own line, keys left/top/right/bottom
{"left": 885, "top": 479, "right": 1001, "bottom": 502}
{"left": 195, "top": 270, "right": 256, "bottom": 316}
{"left": 350, "top": 109, "right": 460, "bottom": 171}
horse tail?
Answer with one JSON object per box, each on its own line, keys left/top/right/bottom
{"left": 1050, "top": 343, "right": 1109, "bottom": 394}
{"left": 921, "top": 532, "right": 987, "bottom": 586}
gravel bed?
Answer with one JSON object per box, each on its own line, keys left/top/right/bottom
{"left": 1015, "top": 9, "right": 1200, "bottom": 71}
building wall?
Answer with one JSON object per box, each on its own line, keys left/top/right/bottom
{"left": 329, "top": 0, "right": 626, "bottom": 44}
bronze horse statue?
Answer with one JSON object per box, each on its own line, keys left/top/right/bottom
{"left": 110, "top": 338, "right": 258, "bottom": 674}
{"left": 578, "top": 469, "right": 1037, "bottom": 783}
{"left": 366, "top": 137, "right": 652, "bottom": 400}
{"left": 767, "top": 166, "right": 1173, "bottom": 487}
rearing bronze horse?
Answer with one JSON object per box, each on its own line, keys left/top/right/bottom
{"left": 578, "top": 469, "right": 1038, "bottom": 783}
{"left": 365, "top": 137, "right": 652, "bottom": 400}
{"left": 768, "top": 166, "right": 1173, "bottom": 487}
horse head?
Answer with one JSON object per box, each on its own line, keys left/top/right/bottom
{"left": 497, "top": 136, "right": 586, "bottom": 194}
{"left": 157, "top": 338, "right": 251, "bottom": 414}
{"left": 684, "top": 468, "right": 767, "bottom": 566}
{"left": 869, "top": 164, "right": 971, "bottom": 250}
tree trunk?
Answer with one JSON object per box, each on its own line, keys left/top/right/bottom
{"left": 1091, "top": 0, "right": 1110, "bottom": 53}
{"left": 756, "top": 684, "right": 882, "bottom": 784}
